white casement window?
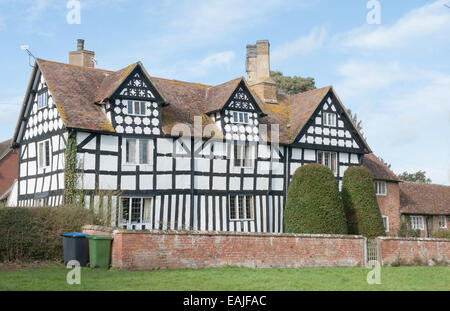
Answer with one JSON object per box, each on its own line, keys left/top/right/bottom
{"left": 323, "top": 112, "right": 337, "bottom": 127}
{"left": 410, "top": 216, "right": 424, "bottom": 230}
{"left": 232, "top": 111, "right": 250, "bottom": 124}
{"left": 127, "top": 100, "right": 148, "bottom": 116}
{"left": 374, "top": 181, "right": 387, "bottom": 196}
{"left": 382, "top": 215, "right": 389, "bottom": 232}
{"left": 439, "top": 216, "right": 447, "bottom": 229}
{"left": 37, "top": 91, "right": 48, "bottom": 109}
{"left": 317, "top": 151, "right": 337, "bottom": 174}
{"left": 125, "top": 138, "right": 151, "bottom": 165}
{"left": 233, "top": 143, "right": 253, "bottom": 168}
{"left": 120, "top": 197, "right": 152, "bottom": 225}
{"left": 229, "top": 195, "right": 254, "bottom": 220}
{"left": 37, "top": 140, "right": 51, "bottom": 170}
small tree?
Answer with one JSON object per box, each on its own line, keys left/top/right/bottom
{"left": 341, "top": 166, "right": 386, "bottom": 238}
{"left": 398, "top": 171, "right": 432, "bottom": 184}
{"left": 284, "top": 164, "right": 347, "bottom": 234}
{"left": 270, "top": 71, "right": 316, "bottom": 94}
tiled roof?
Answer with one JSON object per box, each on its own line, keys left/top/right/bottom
{"left": 0, "top": 139, "right": 12, "bottom": 160}
{"left": 37, "top": 58, "right": 115, "bottom": 132}
{"left": 400, "top": 182, "right": 450, "bottom": 215}
{"left": 15, "top": 59, "right": 365, "bottom": 145}
{"left": 362, "top": 153, "right": 401, "bottom": 182}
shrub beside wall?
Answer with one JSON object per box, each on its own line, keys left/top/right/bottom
{"left": 342, "top": 166, "right": 386, "bottom": 238}
{"left": 284, "top": 164, "right": 347, "bottom": 234}
{"left": 0, "top": 206, "right": 98, "bottom": 262}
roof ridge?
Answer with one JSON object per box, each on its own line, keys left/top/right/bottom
{"left": 36, "top": 58, "right": 115, "bottom": 73}
{"left": 401, "top": 181, "right": 450, "bottom": 187}
{"left": 151, "top": 76, "right": 212, "bottom": 89}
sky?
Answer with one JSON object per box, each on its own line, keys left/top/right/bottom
{"left": 0, "top": 0, "right": 449, "bottom": 185}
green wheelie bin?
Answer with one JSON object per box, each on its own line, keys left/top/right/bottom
{"left": 86, "top": 235, "right": 113, "bottom": 268}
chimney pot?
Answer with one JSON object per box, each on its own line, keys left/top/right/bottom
{"left": 77, "top": 39, "right": 85, "bottom": 51}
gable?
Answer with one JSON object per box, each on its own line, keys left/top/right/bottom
{"left": 114, "top": 67, "right": 164, "bottom": 102}
{"left": 14, "top": 67, "right": 66, "bottom": 146}
{"left": 223, "top": 81, "right": 262, "bottom": 113}
{"left": 109, "top": 66, "right": 164, "bottom": 136}
{"left": 294, "top": 89, "right": 369, "bottom": 153}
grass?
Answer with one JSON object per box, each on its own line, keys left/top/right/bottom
{"left": 0, "top": 264, "right": 449, "bottom": 291}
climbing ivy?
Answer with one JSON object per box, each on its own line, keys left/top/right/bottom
{"left": 64, "top": 133, "right": 81, "bottom": 206}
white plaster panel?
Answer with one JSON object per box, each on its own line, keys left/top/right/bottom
{"left": 28, "top": 143, "right": 36, "bottom": 158}
{"left": 81, "top": 173, "right": 96, "bottom": 190}
{"left": 26, "top": 179, "right": 35, "bottom": 195}
{"left": 350, "top": 154, "right": 359, "bottom": 164}
{"left": 157, "top": 138, "right": 173, "bottom": 155}
{"left": 176, "top": 158, "right": 191, "bottom": 171}
{"left": 272, "top": 178, "right": 284, "bottom": 191}
{"left": 212, "top": 176, "right": 226, "bottom": 190}
{"left": 194, "top": 176, "right": 209, "bottom": 190}
{"left": 157, "top": 174, "right": 172, "bottom": 190}
{"left": 291, "top": 148, "right": 302, "bottom": 160}
{"left": 258, "top": 144, "right": 271, "bottom": 159}
{"left": 304, "top": 149, "right": 316, "bottom": 161}
{"left": 229, "top": 177, "right": 240, "bottom": 191}
{"left": 157, "top": 156, "right": 173, "bottom": 171}
{"left": 243, "top": 178, "right": 253, "bottom": 191}
{"left": 100, "top": 135, "right": 118, "bottom": 152}
{"left": 212, "top": 159, "right": 227, "bottom": 174}
{"left": 121, "top": 175, "right": 136, "bottom": 190}
{"left": 195, "top": 158, "right": 210, "bottom": 173}
{"left": 99, "top": 175, "right": 117, "bottom": 190}
{"left": 272, "top": 161, "right": 284, "bottom": 175}
{"left": 20, "top": 163, "right": 27, "bottom": 177}
{"left": 139, "top": 174, "right": 153, "bottom": 190}
{"left": 176, "top": 175, "right": 190, "bottom": 189}
{"left": 256, "top": 177, "right": 269, "bottom": 190}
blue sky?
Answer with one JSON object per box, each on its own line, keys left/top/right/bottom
{"left": 0, "top": 0, "right": 449, "bottom": 184}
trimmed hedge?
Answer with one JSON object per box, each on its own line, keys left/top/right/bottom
{"left": 0, "top": 206, "right": 99, "bottom": 262}
{"left": 342, "top": 166, "right": 386, "bottom": 238}
{"left": 284, "top": 164, "right": 347, "bottom": 234}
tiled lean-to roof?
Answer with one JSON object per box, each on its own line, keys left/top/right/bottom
{"left": 400, "top": 182, "right": 450, "bottom": 215}
{"left": 362, "top": 153, "right": 401, "bottom": 182}
{"left": 14, "top": 58, "right": 365, "bottom": 145}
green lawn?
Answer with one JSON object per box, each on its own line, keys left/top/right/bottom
{"left": 0, "top": 264, "right": 448, "bottom": 291}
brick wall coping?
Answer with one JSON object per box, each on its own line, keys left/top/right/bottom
{"left": 377, "top": 236, "right": 450, "bottom": 242}
{"left": 82, "top": 225, "right": 364, "bottom": 240}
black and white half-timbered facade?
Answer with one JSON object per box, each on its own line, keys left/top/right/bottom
{"left": 11, "top": 40, "right": 371, "bottom": 233}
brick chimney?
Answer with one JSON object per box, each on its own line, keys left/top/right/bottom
{"left": 246, "top": 40, "right": 277, "bottom": 104}
{"left": 69, "top": 39, "right": 95, "bottom": 68}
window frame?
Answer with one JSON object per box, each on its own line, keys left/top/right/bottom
{"left": 317, "top": 150, "right": 337, "bottom": 174}
{"left": 410, "top": 215, "right": 425, "bottom": 231}
{"left": 233, "top": 143, "right": 254, "bottom": 169}
{"left": 231, "top": 111, "right": 250, "bottom": 125}
{"left": 37, "top": 139, "right": 51, "bottom": 170}
{"left": 124, "top": 138, "right": 152, "bottom": 166}
{"left": 439, "top": 216, "right": 447, "bottom": 229}
{"left": 37, "top": 91, "right": 48, "bottom": 110}
{"left": 229, "top": 195, "right": 254, "bottom": 221}
{"left": 382, "top": 215, "right": 389, "bottom": 232}
{"left": 374, "top": 181, "right": 387, "bottom": 196}
{"left": 126, "top": 100, "right": 149, "bottom": 117}
{"left": 120, "top": 197, "right": 153, "bottom": 225}
{"left": 323, "top": 112, "right": 337, "bottom": 127}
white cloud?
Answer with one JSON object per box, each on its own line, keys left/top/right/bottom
{"left": 272, "top": 27, "right": 327, "bottom": 63}
{"left": 337, "top": 0, "right": 450, "bottom": 50}
{"left": 189, "top": 51, "right": 235, "bottom": 76}
{"left": 335, "top": 60, "right": 450, "bottom": 185}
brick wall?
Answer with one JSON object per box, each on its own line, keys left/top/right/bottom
{"left": 378, "top": 237, "right": 450, "bottom": 266}
{"left": 376, "top": 181, "right": 401, "bottom": 236}
{"left": 83, "top": 225, "right": 366, "bottom": 270}
{"left": 0, "top": 149, "right": 18, "bottom": 196}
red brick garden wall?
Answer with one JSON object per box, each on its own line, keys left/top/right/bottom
{"left": 83, "top": 225, "right": 366, "bottom": 270}
{"left": 378, "top": 237, "right": 450, "bottom": 266}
